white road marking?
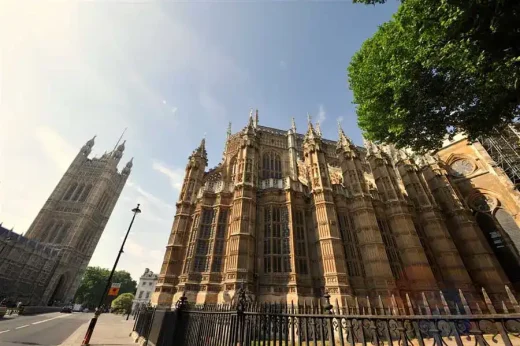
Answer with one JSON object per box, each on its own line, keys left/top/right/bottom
{"left": 0, "top": 330, "right": 10, "bottom": 334}
{"left": 15, "top": 325, "right": 29, "bottom": 329}
{"left": 32, "top": 314, "right": 71, "bottom": 325}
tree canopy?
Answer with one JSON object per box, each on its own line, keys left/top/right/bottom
{"left": 74, "top": 266, "right": 137, "bottom": 308}
{"left": 111, "top": 293, "right": 134, "bottom": 313}
{"left": 348, "top": 0, "right": 520, "bottom": 152}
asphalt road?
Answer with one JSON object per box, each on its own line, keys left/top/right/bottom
{"left": 0, "top": 312, "right": 92, "bottom": 346}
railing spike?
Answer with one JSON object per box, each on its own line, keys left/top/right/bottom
{"left": 335, "top": 298, "right": 341, "bottom": 315}
{"left": 439, "top": 291, "right": 451, "bottom": 314}
{"left": 405, "top": 293, "right": 415, "bottom": 315}
{"left": 366, "top": 296, "right": 372, "bottom": 315}
{"left": 505, "top": 285, "right": 520, "bottom": 313}
{"left": 355, "top": 296, "right": 360, "bottom": 314}
{"left": 502, "top": 301, "right": 510, "bottom": 314}
{"left": 455, "top": 303, "right": 461, "bottom": 315}
{"left": 391, "top": 294, "right": 399, "bottom": 316}
{"left": 421, "top": 292, "right": 432, "bottom": 315}
{"left": 475, "top": 302, "right": 483, "bottom": 315}
{"left": 482, "top": 287, "right": 497, "bottom": 314}
{"left": 434, "top": 305, "right": 441, "bottom": 315}
{"left": 378, "top": 295, "right": 385, "bottom": 316}
{"left": 345, "top": 296, "right": 350, "bottom": 315}
{"left": 362, "top": 306, "right": 366, "bottom": 315}
{"left": 458, "top": 289, "right": 472, "bottom": 315}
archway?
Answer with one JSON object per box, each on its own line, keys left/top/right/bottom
{"left": 475, "top": 212, "right": 520, "bottom": 284}
{"left": 47, "top": 274, "right": 67, "bottom": 306}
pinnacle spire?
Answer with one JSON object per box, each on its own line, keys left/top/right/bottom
{"left": 255, "top": 109, "right": 259, "bottom": 127}
{"left": 307, "top": 113, "right": 312, "bottom": 125}
{"left": 315, "top": 122, "right": 322, "bottom": 136}
{"left": 291, "top": 117, "right": 296, "bottom": 132}
{"left": 227, "top": 122, "right": 232, "bottom": 137}
{"left": 337, "top": 122, "right": 354, "bottom": 150}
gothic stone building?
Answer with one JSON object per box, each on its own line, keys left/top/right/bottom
{"left": 0, "top": 137, "right": 131, "bottom": 305}
{"left": 152, "top": 113, "right": 520, "bottom": 309}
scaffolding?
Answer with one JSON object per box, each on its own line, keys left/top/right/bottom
{"left": 479, "top": 124, "right": 520, "bottom": 189}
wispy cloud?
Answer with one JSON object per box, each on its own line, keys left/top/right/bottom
{"left": 152, "top": 160, "right": 184, "bottom": 191}
{"left": 279, "top": 60, "right": 287, "bottom": 69}
{"left": 317, "top": 104, "right": 326, "bottom": 124}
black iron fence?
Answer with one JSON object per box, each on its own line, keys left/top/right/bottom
{"left": 133, "top": 287, "right": 520, "bottom": 346}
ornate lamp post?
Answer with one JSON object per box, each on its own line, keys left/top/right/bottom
{"left": 82, "top": 204, "right": 142, "bottom": 345}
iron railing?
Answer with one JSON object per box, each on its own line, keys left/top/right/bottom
{"left": 134, "top": 287, "right": 520, "bottom": 346}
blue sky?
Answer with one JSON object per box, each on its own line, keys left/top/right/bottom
{"left": 0, "top": 1, "right": 398, "bottom": 281}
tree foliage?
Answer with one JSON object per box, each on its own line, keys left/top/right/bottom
{"left": 74, "top": 266, "right": 136, "bottom": 308}
{"left": 111, "top": 293, "right": 134, "bottom": 313}
{"left": 348, "top": 0, "right": 520, "bottom": 152}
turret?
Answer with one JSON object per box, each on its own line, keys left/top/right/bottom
{"left": 122, "top": 157, "right": 133, "bottom": 176}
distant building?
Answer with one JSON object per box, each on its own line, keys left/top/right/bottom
{"left": 0, "top": 136, "right": 132, "bottom": 305}
{"left": 152, "top": 111, "right": 520, "bottom": 310}
{"left": 132, "top": 268, "right": 158, "bottom": 311}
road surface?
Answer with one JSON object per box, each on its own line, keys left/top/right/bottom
{"left": 0, "top": 311, "right": 92, "bottom": 345}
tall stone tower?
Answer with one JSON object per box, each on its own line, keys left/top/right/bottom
{"left": 25, "top": 136, "right": 132, "bottom": 304}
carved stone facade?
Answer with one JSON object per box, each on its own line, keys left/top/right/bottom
{"left": 152, "top": 113, "right": 520, "bottom": 309}
{"left": 0, "top": 137, "right": 131, "bottom": 305}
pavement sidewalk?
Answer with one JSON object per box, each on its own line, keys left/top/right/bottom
{"left": 60, "top": 313, "right": 136, "bottom": 346}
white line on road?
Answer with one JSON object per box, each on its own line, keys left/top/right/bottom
{"left": 32, "top": 314, "right": 71, "bottom": 325}
{"left": 0, "top": 330, "right": 10, "bottom": 334}
{"left": 15, "top": 325, "right": 29, "bottom": 329}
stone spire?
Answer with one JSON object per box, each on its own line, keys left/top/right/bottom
{"left": 122, "top": 157, "right": 133, "bottom": 175}
{"left": 227, "top": 122, "right": 232, "bottom": 138}
{"left": 337, "top": 122, "right": 354, "bottom": 152}
{"left": 254, "top": 109, "right": 259, "bottom": 128}
{"left": 80, "top": 135, "right": 96, "bottom": 156}
{"left": 315, "top": 122, "right": 322, "bottom": 137}
{"left": 291, "top": 117, "right": 296, "bottom": 132}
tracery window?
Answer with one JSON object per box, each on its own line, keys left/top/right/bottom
{"left": 193, "top": 208, "right": 214, "bottom": 272}
{"left": 79, "top": 184, "right": 92, "bottom": 202}
{"left": 293, "top": 210, "right": 308, "bottom": 274}
{"left": 264, "top": 206, "right": 291, "bottom": 273}
{"left": 63, "top": 182, "right": 78, "bottom": 201}
{"left": 377, "top": 218, "right": 404, "bottom": 280}
{"left": 262, "top": 152, "right": 282, "bottom": 179}
{"left": 72, "top": 184, "right": 85, "bottom": 201}
{"left": 338, "top": 214, "right": 364, "bottom": 277}
{"left": 211, "top": 209, "right": 228, "bottom": 272}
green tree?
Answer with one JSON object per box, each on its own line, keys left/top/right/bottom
{"left": 74, "top": 266, "right": 137, "bottom": 308}
{"left": 348, "top": 0, "right": 520, "bottom": 152}
{"left": 111, "top": 293, "right": 134, "bottom": 313}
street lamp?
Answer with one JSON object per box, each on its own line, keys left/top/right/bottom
{"left": 82, "top": 204, "right": 142, "bottom": 346}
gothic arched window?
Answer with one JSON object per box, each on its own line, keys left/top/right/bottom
{"left": 72, "top": 184, "right": 85, "bottom": 202}
{"left": 263, "top": 205, "right": 291, "bottom": 273}
{"left": 46, "top": 221, "right": 63, "bottom": 243}
{"left": 55, "top": 222, "right": 71, "bottom": 244}
{"left": 79, "top": 184, "right": 92, "bottom": 202}
{"left": 63, "top": 182, "right": 78, "bottom": 201}
{"left": 230, "top": 157, "right": 237, "bottom": 182}
{"left": 262, "top": 152, "right": 282, "bottom": 179}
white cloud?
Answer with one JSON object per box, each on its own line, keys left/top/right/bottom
{"left": 152, "top": 160, "right": 185, "bottom": 192}
{"left": 317, "top": 104, "right": 326, "bottom": 124}
{"left": 162, "top": 100, "right": 167, "bottom": 104}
